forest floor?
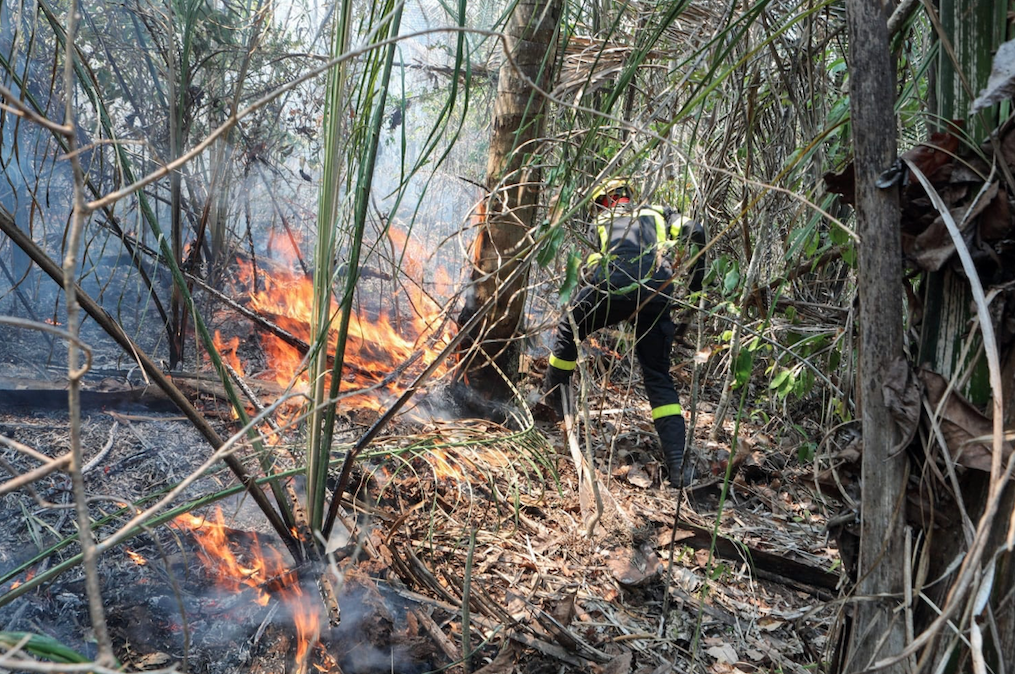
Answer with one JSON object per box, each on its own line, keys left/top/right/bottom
{"left": 0, "top": 333, "right": 852, "bottom": 674}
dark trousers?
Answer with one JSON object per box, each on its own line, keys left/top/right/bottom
{"left": 545, "top": 280, "right": 690, "bottom": 486}
{"left": 549, "top": 284, "right": 681, "bottom": 412}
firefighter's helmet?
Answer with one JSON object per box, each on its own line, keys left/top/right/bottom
{"left": 589, "top": 178, "right": 635, "bottom": 211}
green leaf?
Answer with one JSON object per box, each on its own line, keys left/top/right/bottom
{"left": 777, "top": 371, "right": 796, "bottom": 400}
{"left": 722, "top": 265, "right": 741, "bottom": 296}
{"left": 793, "top": 369, "right": 815, "bottom": 397}
{"left": 0, "top": 632, "right": 91, "bottom": 664}
{"left": 703, "top": 255, "right": 729, "bottom": 287}
{"left": 829, "top": 222, "right": 850, "bottom": 246}
{"left": 558, "top": 252, "right": 582, "bottom": 306}
{"left": 769, "top": 368, "right": 792, "bottom": 391}
{"left": 536, "top": 222, "right": 566, "bottom": 267}
{"left": 828, "top": 347, "right": 842, "bottom": 371}
{"left": 733, "top": 348, "right": 754, "bottom": 389}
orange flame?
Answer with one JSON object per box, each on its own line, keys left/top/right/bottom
{"left": 266, "top": 227, "right": 305, "bottom": 267}
{"left": 174, "top": 509, "right": 321, "bottom": 664}
{"left": 211, "top": 225, "right": 457, "bottom": 413}
{"left": 213, "top": 331, "right": 245, "bottom": 378}
{"left": 125, "top": 548, "right": 147, "bottom": 566}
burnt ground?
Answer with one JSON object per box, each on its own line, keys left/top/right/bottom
{"left": 0, "top": 333, "right": 851, "bottom": 674}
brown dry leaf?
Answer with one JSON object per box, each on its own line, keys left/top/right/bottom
{"left": 920, "top": 369, "right": 1013, "bottom": 471}
{"left": 505, "top": 590, "right": 526, "bottom": 618}
{"left": 908, "top": 182, "right": 998, "bottom": 271}
{"left": 551, "top": 590, "right": 577, "bottom": 627}
{"left": 902, "top": 129, "right": 962, "bottom": 181}
{"left": 695, "top": 548, "right": 710, "bottom": 568}
{"left": 997, "top": 120, "right": 1015, "bottom": 179}
{"left": 910, "top": 216, "right": 961, "bottom": 270}
{"left": 710, "top": 665, "right": 751, "bottom": 674}
{"left": 606, "top": 546, "right": 662, "bottom": 587}
{"left": 657, "top": 527, "right": 695, "bottom": 547}
{"left": 757, "top": 617, "right": 784, "bottom": 632}
{"left": 979, "top": 185, "right": 1013, "bottom": 240}
{"left": 626, "top": 464, "right": 653, "bottom": 488}
{"left": 823, "top": 163, "right": 856, "bottom": 206}
{"left": 133, "top": 652, "right": 172, "bottom": 670}
{"left": 404, "top": 609, "right": 420, "bottom": 638}
{"left": 694, "top": 346, "right": 713, "bottom": 364}
{"left": 705, "top": 640, "right": 739, "bottom": 664}
{"left": 882, "top": 357, "right": 921, "bottom": 445}
{"left": 597, "top": 651, "right": 633, "bottom": 674}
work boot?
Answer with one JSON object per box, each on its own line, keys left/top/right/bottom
{"left": 540, "top": 366, "right": 571, "bottom": 419}
{"left": 654, "top": 414, "right": 694, "bottom": 488}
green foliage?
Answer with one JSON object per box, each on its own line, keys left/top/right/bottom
{"left": 704, "top": 255, "right": 743, "bottom": 299}
{"left": 732, "top": 345, "right": 755, "bottom": 390}
{"left": 797, "top": 440, "right": 817, "bottom": 463}
{"left": 0, "top": 632, "right": 93, "bottom": 664}
{"left": 558, "top": 250, "right": 583, "bottom": 306}
{"left": 768, "top": 365, "right": 815, "bottom": 401}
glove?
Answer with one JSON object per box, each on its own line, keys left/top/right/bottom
{"left": 654, "top": 414, "right": 695, "bottom": 488}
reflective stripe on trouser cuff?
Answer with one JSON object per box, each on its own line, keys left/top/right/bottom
{"left": 548, "top": 355, "right": 577, "bottom": 371}
{"left": 651, "top": 404, "right": 683, "bottom": 420}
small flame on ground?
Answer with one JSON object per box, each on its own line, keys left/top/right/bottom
{"left": 125, "top": 548, "right": 147, "bottom": 566}
{"left": 174, "top": 509, "right": 321, "bottom": 666}
{"left": 11, "top": 568, "right": 37, "bottom": 589}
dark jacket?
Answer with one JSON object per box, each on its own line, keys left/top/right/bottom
{"left": 587, "top": 204, "right": 704, "bottom": 297}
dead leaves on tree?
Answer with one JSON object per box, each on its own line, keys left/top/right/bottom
{"left": 824, "top": 120, "right": 1015, "bottom": 284}
{"left": 881, "top": 360, "right": 1013, "bottom": 473}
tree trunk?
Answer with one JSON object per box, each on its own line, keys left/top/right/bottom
{"left": 843, "top": 1, "right": 909, "bottom": 672}
{"left": 456, "top": 0, "right": 561, "bottom": 404}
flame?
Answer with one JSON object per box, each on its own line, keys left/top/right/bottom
{"left": 125, "top": 548, "right": 147, "bottom": 566}
{"left": 213, "top": 331, "right": 245, "bottom": 377}
{"left": 210, "top": 225, "right": 457, "bottom": 412}
{"left": 174, "top": 508, "right": 321, "bottom": 665}
{"left": 267, "top": 227, "right": 305, "bottom": 267}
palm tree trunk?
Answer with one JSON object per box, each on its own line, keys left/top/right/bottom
{"left": 918, "top": 2, "right": 1014, "bottom": 670}
{"left": 457, "top": 0, "right": 562, "bottom": 403}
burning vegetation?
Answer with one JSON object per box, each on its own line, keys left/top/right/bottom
{"left": 207, "top": 225, "right": 459, "bottom": 418}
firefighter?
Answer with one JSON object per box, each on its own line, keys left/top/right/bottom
{"left": 541, "top": 178, "right": 705, "bottom": 488}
